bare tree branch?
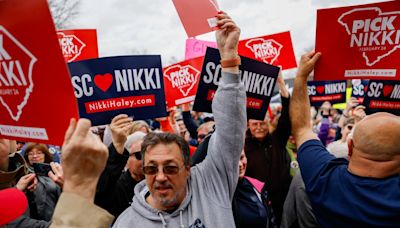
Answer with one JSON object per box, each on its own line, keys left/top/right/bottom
{"left": 48, "top": 0, "right": 80, "bottom": 29}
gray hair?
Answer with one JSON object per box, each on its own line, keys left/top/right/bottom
{"left": 125, "top": 131, "right": 147, "bottom": 153}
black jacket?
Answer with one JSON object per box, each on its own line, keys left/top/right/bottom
{"left": 244, "top": 96, "right": 292, "bottom": 225}
{"left": 232, "top": 177, "right": 276, "bottom": 228}
{"left": 95, "top": 143, "right": 140, "bottom": 220}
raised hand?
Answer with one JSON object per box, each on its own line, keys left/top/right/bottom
{"left": 61, "top": 118, "right": 108, "bottom": 202}
{"left": 110, "top": 114, "right": 133, "bottom": 154}
{"left": 215, "top": 12, "right": 240, "bottom": 60}
{"left": 296, "top": 51, "right": 321, "bottom": 79}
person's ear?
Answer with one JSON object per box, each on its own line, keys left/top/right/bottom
{"left": 347, "top": 139, "right": 354, "bottom": 157}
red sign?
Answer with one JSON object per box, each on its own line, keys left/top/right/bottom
{"left": 172, "top": 0, "right": 220, "bottom": 37}
{"left": 0, "top": 0, "right": 79, "bottom": 145}
{"left": 238, "top": 31, "right": 297, "bottom": 70}
{"left": 163, "top": 57, "right": 203, "bottom": 109}
{"left": 57, "top": 29, "right": 98, "bottom": 63}
{"left": 315, "top": 1, "right": 400, "bottom": 81}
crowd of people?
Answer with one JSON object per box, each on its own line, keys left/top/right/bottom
{"left": 0, "top": 12, "right": 399, "bottom": 228}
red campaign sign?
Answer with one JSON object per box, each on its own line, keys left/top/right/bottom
{"left": 315, "top": 1, "right": 400, "bottom": 81}
{"left": 172, "top": 0, "right": 220, "bottom": 37}
{"left": 0, "top": 0, "right": 79, "bottom": 145}
{"left": 163, "top": 57, "right": 203, "bottom": 109}
{"left": 238, "top": 31, "right": 297, "bottom": 70}
{"left": 57, "top": 29, "right": 99, "bottom": 63}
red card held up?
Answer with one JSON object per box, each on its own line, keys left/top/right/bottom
{"left": 172, "top": 0, "right": 220, "bottom": 37}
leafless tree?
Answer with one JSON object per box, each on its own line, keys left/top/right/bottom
{"left": 48, "top": 0, "right": 80, "bottom": 29}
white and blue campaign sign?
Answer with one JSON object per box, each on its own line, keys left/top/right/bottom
{"left": 68, "top": 56, "right": 167, "bottom": 126}
{"left": 307, "top": 80, "right": 347, "bottom": 107}
{"left": 351, "top": 79, "right": 369, "bottom": 103}
{"left": 193, "top": 47, "right": 280, "bottom": 120}
{"left": 363, "top": 80, "right": 400, "bottom": 116}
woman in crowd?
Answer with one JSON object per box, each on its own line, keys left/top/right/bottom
{"left": 23, "top": 143, "right": 61, "bottom": 221}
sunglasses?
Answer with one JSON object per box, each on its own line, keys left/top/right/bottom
{"left": 129, "top": 151, "right": 142, "bottom": 160}
{"left": 142, "top": 165, "right": 183, "bottom": 175}
{"left": 198, "top": 134, "right": 207, "bottom": 140}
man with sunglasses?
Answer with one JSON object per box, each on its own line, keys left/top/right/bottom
{"left": 95, "top": 115, "right": 146, "bottom": 220}
{"left": 114, "top": 12, "right": 246, "bottom": 228}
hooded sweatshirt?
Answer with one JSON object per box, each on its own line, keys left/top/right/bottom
{"left": 113, "top": 71, "right": 247, "bottom": 228}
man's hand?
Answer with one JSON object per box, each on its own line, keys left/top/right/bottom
{"left": 181, "top": 103, "right": 190, "bottom": 112}
{"left": 296, "top": 51, "right": 321, "bottom": 80}
{"left": 216, "top": 11, "right": 240, "bottom": 73}
{"left": 62, "top": 118, "right": 108, "bottom": 202}
{"left": 344, "top": 97, "right": 359, "bottom": 116}
{"left": 48, "top": 162, "right": 64, "bottom": 188}
{"left": 16, "top": 173, "right": 37, "bottom": 192}
{"left": 277, "top": 71, "right": 290, "bottom": 98}
{"left": 290, "top": 51, "right": 321, "bottom": 148}
{"left": 352, "top": 105, "right": 367, "bottom": 123}
{"left": 110, "top": 114, "right": 133, "bottom": 154}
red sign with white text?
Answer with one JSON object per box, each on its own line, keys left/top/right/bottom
{"left": 57, "top": 29, "right": 98, "bottom": 63}
{"left": 0, "top": 0, "right": 79, "bottom": 145}
{"left": 238, "top": 31, "right": 297, "bottom": 70}
{"left": 315, "top": 1, "right": 400, "bottom": 81}
{"left": 163, "top": 57, "right": 203, "bottom": 109}
{"left": 172, "top": 0, "right": 219, "bottom": 37}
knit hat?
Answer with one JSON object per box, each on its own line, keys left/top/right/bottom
{"left": 0, "top": 188, "right": 28, "bottom": 225}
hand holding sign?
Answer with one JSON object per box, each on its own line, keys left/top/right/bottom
{"left": 277, "top": 71, "right": 289, "bottom": 98}
{"left": 352, "top": 105, "right": 367, "bottom": 123}
{"left": 110, "top": 114, "right": 133, "bottom": 154}
{"left": 215, "top": 12, "right": 240, "bottom": 61}
{"left": 297, "top": 51, "right": 321, "bottom": 79}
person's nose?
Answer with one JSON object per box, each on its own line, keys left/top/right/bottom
{"left": 155, "top": 168, "right": 167, "bottom": 182}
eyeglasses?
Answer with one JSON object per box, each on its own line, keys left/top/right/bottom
{"left": 27, "top": 151, "right": 44, "bottom": 156}
{"left": 142, "top": 165, "right": 183, "bottom": 175}
{"left": 197, "top": 134, "right": 207, "bottom": 140}
{"left": 129, "top": 151, "right": 142, "bottom": 160}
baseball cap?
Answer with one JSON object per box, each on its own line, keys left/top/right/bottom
{"left": 0, "top": 188, "right": 28, "bottom": 225}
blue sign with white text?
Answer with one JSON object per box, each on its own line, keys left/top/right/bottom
{"left": 363, "top": 80, "right": 400, "bottom": 116}
{"left": 307, "top": 80, "right": 347, "bottom": 107}
{"left": 351, "top": 79, "right": 369, "bottom": 103}
{"left": 68, "top": 55, "right": 167, "bottom": 126}
{"left": 193, "top": 47, "right": 280, "bottom": 120}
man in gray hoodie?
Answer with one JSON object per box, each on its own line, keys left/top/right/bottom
{"left": 113, "top": 12, "right": 247, "bottom": 228}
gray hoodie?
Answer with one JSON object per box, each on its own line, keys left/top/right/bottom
{"left": 113, "top": 71, "right": 247, "bottom": 228}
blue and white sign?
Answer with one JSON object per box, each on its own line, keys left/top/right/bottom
{"left": 68, "top": 55, "right": 167, "bottom": 126}
{"left": 193, "top": 47, "right": 280, "bottom": 120}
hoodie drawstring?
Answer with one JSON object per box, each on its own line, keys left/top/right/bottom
{"left": 158, "top": 212, "right": 167, "bottom": 228}
{"left": 180, "top": 210, "right": 184, "bottom": 228}
{"left": 157, "top": 210, "right": 185, "bottom": 228}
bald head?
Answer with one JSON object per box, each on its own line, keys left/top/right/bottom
{"left": 352, "top": 112, "right": 400, "bottom": 161}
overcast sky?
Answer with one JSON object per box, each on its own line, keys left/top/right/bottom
{"left": 68, "top": 0, "right": 388, "bottom": 77}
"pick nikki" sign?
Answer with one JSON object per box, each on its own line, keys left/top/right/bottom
{"left": 315, "top": 1, "right": 400, "bottom": 81}
{"left": 163, "top": 57, "right": 203, "bottom": 109}
{"left": 0, "top": 0, "right": 79, "bottom": 145}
